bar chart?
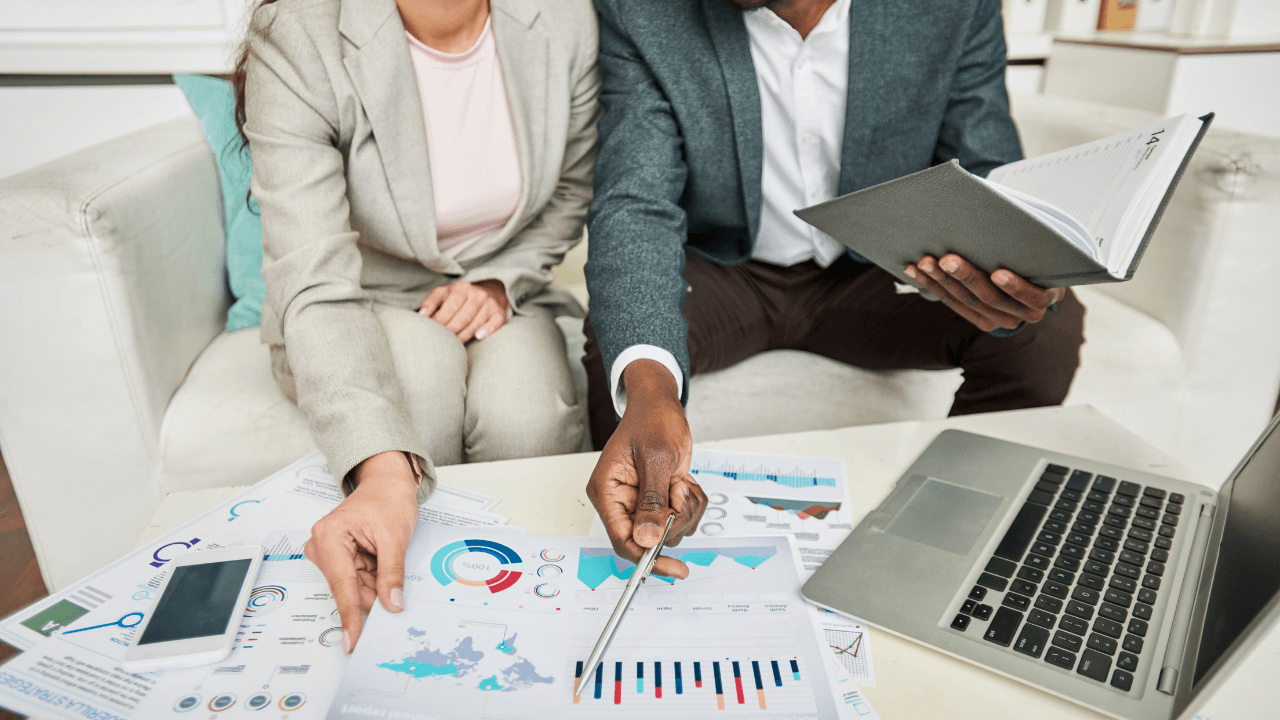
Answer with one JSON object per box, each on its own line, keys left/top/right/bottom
{"left": 571, "top": 656, "right": 812, "bottom": 712}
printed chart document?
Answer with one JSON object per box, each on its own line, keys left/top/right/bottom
{"left": 0, "top": 454, "right": 506, "bottom": 720}
{"left": 0, "top": 452, "right": 502, "bottom": 652}
{"left": 327, "top": 527, "right": 841, "bottom": 719}
{"left": 589, "top": 449, "right": 876, "bottom": 686}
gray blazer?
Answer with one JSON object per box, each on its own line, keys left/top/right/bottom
{"left": 585, "top": 0, "right": 1021, "bottom": 402}
{"left": 245, "top": 0, "right": 599, "bottom": 484}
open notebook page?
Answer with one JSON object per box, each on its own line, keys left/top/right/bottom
{"left": 987, "top": 114, "right": 1203, "bottom": 276}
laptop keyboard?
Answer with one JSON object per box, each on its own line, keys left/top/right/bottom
{"left": 949, "top": 464, "right": 1185, "bottom": 693}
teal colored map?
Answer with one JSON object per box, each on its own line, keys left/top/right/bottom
{"left": 576, "top": 546, "right": 777, "bottom": 590}
{"left": 378, "top": 627, "right": 552, "bottom": 692}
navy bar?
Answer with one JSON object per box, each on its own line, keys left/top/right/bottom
{"left": 675, "top": 662, "right": 683, "bottom": 694}
{"left": 594, "top": 662, "right": 603, "bottom": 699}
{"left": 655, "top": 662, "right": 662, "bottom": 689}
{"left": 615, "top": 662, "right": 622, "bottom": 682}
{"left": 637, "top": 662, "right": 643, "bottom": 679}
{"left": 752, "top": 661, "right": 764, "bottom": 690}
{"left": 771, "top": 660, "right": 782, "bottom": 686}
{"left": 695, "top": 662, "right": 703, "bottom": 684}
{"left": 713, "top": 662, "right": 724, "bottom": 695}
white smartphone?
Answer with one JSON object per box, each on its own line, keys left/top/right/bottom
{"left": 121, "top": 544, "right": 263, "bottom": 673}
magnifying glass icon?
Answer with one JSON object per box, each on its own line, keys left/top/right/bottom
{"left": 63, "top": 612, "right": 144, "bottom": 635}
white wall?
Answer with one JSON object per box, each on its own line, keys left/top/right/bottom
{"left": 0, "top": 83, "right": 194, "bottom": 179}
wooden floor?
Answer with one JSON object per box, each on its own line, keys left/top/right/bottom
{"left": 0, "top": 448, "right": 47, "bottom": 720}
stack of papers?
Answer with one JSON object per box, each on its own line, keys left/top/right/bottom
{"left": 0, "top": 449, "right": 880, "bottom": 719}
{"left": 0, "top": 453, "right": 509, "bottom": 720}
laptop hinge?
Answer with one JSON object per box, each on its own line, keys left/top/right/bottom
{"left": 1157, "top": 502, "right": 1215, "bottom": 696}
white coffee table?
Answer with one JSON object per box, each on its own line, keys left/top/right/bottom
{"left": 137, "top": 405, "right": 1269, "bottom": 719}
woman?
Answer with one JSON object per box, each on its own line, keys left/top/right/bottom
{"left": 236, "top": 0, "right": 597, "bottom": 652}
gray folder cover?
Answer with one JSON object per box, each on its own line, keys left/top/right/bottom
{"left": 794, "top": 160, "right": 1108, "bottom": 288}
{"left": 795, "top": 113, "right": 1212, "bottom": 289}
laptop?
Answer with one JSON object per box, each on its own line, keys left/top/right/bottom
{"left": 802, "top": 414, "right": 1280, "bottom": 720}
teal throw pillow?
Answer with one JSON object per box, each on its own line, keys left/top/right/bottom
{"left": 173, "top": 73, "right": 265, "bottom": 332}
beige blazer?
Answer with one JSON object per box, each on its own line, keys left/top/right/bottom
{"left": 244, "top": 0, "right": 599, "bottom": 485}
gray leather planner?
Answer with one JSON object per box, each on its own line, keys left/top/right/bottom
{"left": 795, "top": 113, "right": 1213, "bottom": 288}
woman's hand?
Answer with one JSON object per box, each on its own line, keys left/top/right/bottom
{"left": 303, "top": 451, "right": 419, "bottom": 654}
{"left": 419, "top": 280, "right": 510, "bottom": 342}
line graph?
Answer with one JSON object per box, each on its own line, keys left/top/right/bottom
{"left": 824, "top": 628, "right": 870, "bottom": 683}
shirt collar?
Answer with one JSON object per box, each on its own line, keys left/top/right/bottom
{"left": 748, "top": 0, "right": 850, "bottom": 39}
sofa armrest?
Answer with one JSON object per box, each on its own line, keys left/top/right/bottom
{"left": 0, "top": 116, "right": 229, "bottom": 590}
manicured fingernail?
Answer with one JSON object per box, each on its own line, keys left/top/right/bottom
{"left": 636, "top": 522, "right": 661, "bottom": 546}
{"left": 418, "top": 308, "right": 427, "bottom": 315}
{"left": 995, "top": 273, "right": 1010, "bottom": 286}
{"left": 476, "top": 328, "right": 488, "bottom": 340}
{"left": 342, "top": 630, "right": 352, "bottom": 655}
{"left": 390, "top": 587, "right": 404, "bottom": 611}
{"left": 941, "top": 258, "right": 959, "bottom": 273}
{"left": 904, "top": 267, "right": 917, "bottom": 279}
{"left": 920, "top": 258, "right": 933, "bottom": 271}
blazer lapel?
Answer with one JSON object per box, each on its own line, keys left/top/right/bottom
{"left": 341, "top": 0, "right": 443, "bottom": 267}
{"left": 484, "top": 0, "right": 546, "bottom": 246}
{"left": 702, "top": 0, "right": 763, "bottom": 242}
{"left": 838, "top": 0, "right": 891, "bottom": 195}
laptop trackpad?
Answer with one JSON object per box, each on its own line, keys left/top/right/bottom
{"left": 885, "top": 478, "right": 1002, "bottom": 555}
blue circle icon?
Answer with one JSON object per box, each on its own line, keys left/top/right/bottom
{"left": 247, "top": 693, "right": 271, "bottom": 710}
{"left": 173, "top": 694, "right": 200, "bottom": 712}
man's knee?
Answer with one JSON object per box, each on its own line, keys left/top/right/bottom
{"left": 953, "top": 290, "right": 1086, "bottom": 414}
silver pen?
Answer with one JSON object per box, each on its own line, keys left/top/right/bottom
{"left": 573, "top": 513, "right": 677, "bottom": 699}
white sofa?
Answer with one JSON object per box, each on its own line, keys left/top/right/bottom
{"left": 2, "top": 92, "right": 1278, "bottom": 592}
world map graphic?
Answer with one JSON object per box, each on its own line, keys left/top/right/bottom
{"left": 378, "top": 627, "right": 554, "bottom": 693}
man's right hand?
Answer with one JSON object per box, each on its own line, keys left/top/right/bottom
{"left": 586, "top": 360, "right": 709, "bottom": 579}
{"left": 304, "top": 451, "right": 419, "bottom": 654}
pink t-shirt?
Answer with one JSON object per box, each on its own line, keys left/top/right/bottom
{"left": 406, "top": 20, "right": 522, "bottom": 258}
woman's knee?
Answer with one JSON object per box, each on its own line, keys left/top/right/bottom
{"left": 466, "top": 386, "right": 585, "bottom": 462}
{"left": 464, "top": 312, "right": 585, "bottom": 461}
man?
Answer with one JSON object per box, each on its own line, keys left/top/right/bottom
{"left": 582, "top": 0, "right": 1086, "bottom": 578}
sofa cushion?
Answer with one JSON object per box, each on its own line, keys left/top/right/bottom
{"left": 159, "top": 329, "right": 315, "bottom": 493}
{"left": 162, "top": 284, "right": 1185, "bottom": 493}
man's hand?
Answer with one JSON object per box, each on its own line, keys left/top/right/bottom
{"left": 905, "top": 253, "right": 1066, "bottom": 332}
{"left": 419, "top": 279, "right": 510, "bottom": 342}
{"left": 586, "top": 360, "right": 709, "bottom": 579}
{"left": 304, "top": 451, "right": 419, "bottom": 654}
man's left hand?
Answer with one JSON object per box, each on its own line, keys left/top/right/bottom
{"left": 905, "top": 254, "right": 1066, "bottom": 332}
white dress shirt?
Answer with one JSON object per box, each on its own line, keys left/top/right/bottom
{"left": 609, "top": 0, "right": 851, "bottom": 416}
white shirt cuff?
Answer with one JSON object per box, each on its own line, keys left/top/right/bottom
{"left": 609, "top": 344, "right": 684, "bottom": 417}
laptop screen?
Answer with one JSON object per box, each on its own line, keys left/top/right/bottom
{"left": 1193, "top": 418, "right": 1280, "bottom": 684}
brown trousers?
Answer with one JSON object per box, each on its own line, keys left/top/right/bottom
{"left": 583, "top": 251, "right": 1085, "bottom": 450}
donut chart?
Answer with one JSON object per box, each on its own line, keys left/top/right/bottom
{"left": 245, "top": 586, "right": 287, "bottom": 616}
{"left": 319, "top": 627, "right": 343, "bottom": 647}
{"left": 430, "top": 539, "right": 523, "bottom": 593}
{"left": 534, "top": 583, "right": 560, "bottom": 598}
